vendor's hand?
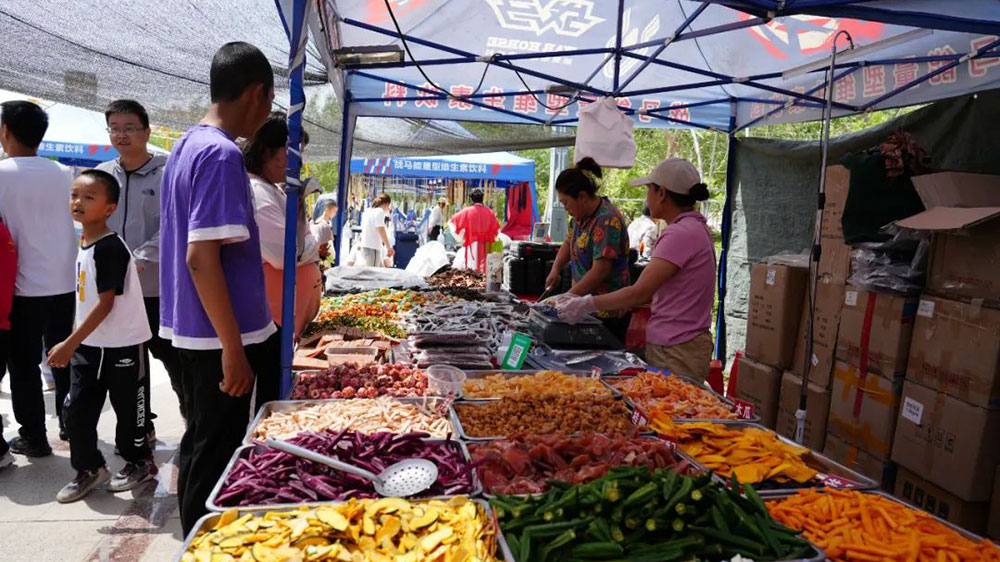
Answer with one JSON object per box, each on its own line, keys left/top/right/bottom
{"left": 47, "top": 340, "right": 77, "bottom": 368}
{"left": 220, "top": 347, "right": 255, "bottom": 397}
{"left": 387, "top": 247, "right": 396, "bottom": 258}
{"left": 556, "top": 294, "right": 597, "bottom": 324}
{"left": 545, "top": 269, "right": 561, "bottom": 291}
{"left": 318, "top": 243, "right": 330, "bottom": 260}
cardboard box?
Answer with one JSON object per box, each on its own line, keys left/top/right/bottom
{"left": 891, "top": 379, "right": 1000, "bottom": 502}
{"left": 898, "top": 171, "right": 1000, "bottom": 303}
{"left": 894, "top": 465, "right": 990, "bottom": 536}
{"left": 824, "top": 432, "right": 896, "bottom": 489}
{"left": 791, "top": 279, "right": 846, "bottom": 388}
{"left": 908, "top": 295, "right": 1000, "bottom": 408}
{"left": 746, "top": 262, "right": 808, "bottom": 369}
{"left": 836, "top": 288, "right": 917, "bottom": 377}
{"left": 777, "top": 372, "right": 830, "bottom": 452}
{"left": 821, "top": 165, "right": 850, "bottom": 244}
{"left": 827, "top": 361, "right": 902, "bottom": 460}
{"left": 735, "top": 356, "right": 782, "bottom": 429}
{"left": 989, "top": 466, "right": 1000, "bottom": 540}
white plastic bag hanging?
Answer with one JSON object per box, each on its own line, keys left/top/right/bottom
{"left": 574, "top": 97, "right": 636, "bottom": 168}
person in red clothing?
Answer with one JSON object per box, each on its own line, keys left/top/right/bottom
{"left": 449, "top": 189, "right": 500, "bottom": 274}
{"left": 0, "top": 218, "right": 16, "bottom": 467}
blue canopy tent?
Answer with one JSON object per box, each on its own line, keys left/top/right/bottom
{"left": 349, "top": 151, "right": 539, "bottom": 223}
{"left": 272, "top": 0, "right": 1000, "bottom": 396}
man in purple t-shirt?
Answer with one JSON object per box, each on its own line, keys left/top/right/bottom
{"left": 159, "top": 41, "right": 278, "bottom": 534}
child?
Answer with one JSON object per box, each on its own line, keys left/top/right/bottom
{"left": 47, "top": 170, "right": 154, "bottom": 503}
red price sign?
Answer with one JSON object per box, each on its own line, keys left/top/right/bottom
{"left": 630, "top": 408, "right": 649, "bottom": 427}
{"left": 590, "top": 367, "right": 602, "bottom": 379}
{"left": 732, "top": 399, "right": 755, "bottom": 420}
{"left": 724, "top": 480, "right": 749, "bottom": 497}
{"left": 816, "top": 473, "right": 859, "bottom": 489}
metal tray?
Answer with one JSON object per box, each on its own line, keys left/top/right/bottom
{"left": 602, "top": 373, "right": 762, "bottom": 425}
{"left": 468, "top": 436, "right": 708, "bottom": 498}
{"left": 460, "top": 369, "right": 621, "bottom": 400}
{"left": 450, "top": 399, "right": 641, "bottom": 441}
{"left": 177, "top": 498, "right": 507, "bottom": 562}
{"left": 289, "top": 369, "right": 435, "bottom": 400}
{"left": 244, "top": 396, "right": 454, "bottom": 445}
{"left": 206, "top": 438, "right": 482, "bottom": 512}
{"left": 665, "top": 421, "right": 878, "bottom": 496}
{"left": 490, "top": 496, "right": 825, "bottom": 562}
{"left": 764, "top": 489, "right": 992, "bottom": 550}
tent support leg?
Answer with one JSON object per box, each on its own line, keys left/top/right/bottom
{"left": 714, "top": 99, "right": 738, "bottom": 362}
{"left": 278, "top": 0, "right": 309, "bottom": 399}
{"left": 334, "top": 97, "right": 356, "bottom": 267}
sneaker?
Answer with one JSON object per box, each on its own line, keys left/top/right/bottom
{"left": 56, "top": 466, "right": 111, "bottom": 503}
{"left": 0, "top": 451, "right": 14, "bottom": 469}
{"left": 107, "top": 460, "right": 158, "bottom": 492}
{"left": 8, "top": 436, "right": 52, "bottom": 458}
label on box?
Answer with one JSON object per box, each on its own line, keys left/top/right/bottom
{"left": 766, "top": 269, "right": 776, "bottom": 286}
{"left": 845, "top": 290, "right": 858, "bottom": 307}
{"left": 917, "top": 299, "right": 936, "bottom": 318}
{"left": 902, "top": 396, "right": 924, "bottom": 425}
{"left": 811, "top": 353, "right": 820, "bottom": 367}
{"left": 733, "top": 399, "right": 755, "bottom": 420}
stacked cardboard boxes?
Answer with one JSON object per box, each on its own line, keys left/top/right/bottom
{"left": 888, "top": 171, "right": 1000, "bottom": 536}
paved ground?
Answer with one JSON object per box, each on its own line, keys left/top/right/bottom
{"left": 1, "top": 359, "right": 186, "bottom": 561}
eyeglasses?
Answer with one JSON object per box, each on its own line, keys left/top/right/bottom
{"left": 106, "top": 127, "right": 145, "bottom": 136}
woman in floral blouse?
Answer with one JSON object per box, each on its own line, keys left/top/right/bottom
{"left": 545, "top": 157, "right": 631, "bottom": 343}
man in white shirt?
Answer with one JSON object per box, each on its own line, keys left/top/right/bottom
{"left": 427, "top": 197, "right": 447, "bottom": 241}
{"left": 627, "top": 206, "right": 659, "bottom": 260}
{"left": 359, "top": 194, "right": 394, "bottom": 267}
{"left": 0, "top": 100, "right": 78, "bottom": 457}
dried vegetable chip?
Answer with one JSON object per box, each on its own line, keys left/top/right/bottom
{"left": 613, "top": 372, "right": 736, "bottom": 420}
{"left": 181, "top": 497, "right": 498, "bottom": 562}
{"left": 462, "top": 371, "right": 611, "bottom": 399}
{"left": 651, "top": 419, "right": 818, "bottom": 485}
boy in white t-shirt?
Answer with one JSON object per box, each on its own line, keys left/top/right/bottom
{"left": 46, "top": 170, "right": 153, "bottom": 503}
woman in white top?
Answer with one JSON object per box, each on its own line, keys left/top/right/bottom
{"left": 243, "top": 112, "right": 322, "bottom": 339}
{"left": 359, "top": 194, "right": 394, "bottom": 267}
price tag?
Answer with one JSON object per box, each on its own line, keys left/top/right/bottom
{"left": 902, "top": 396, "right": 924, "bottom": 425}
{"left": 590, "top": 367, "right": 602, "bottom": 379}
{"left": 917, "top": 299, "right": 936, "bottom": 318}
{"left": 816, "top": 473, "right": 859, "bottom": 489}
{"left": 845, "top": 290, "right": 858, "bottom": 307}
{"left": 724, "top": 480, "right": 749, "bottom": 497}
{"left": 732, "top": 399, "right": 755, "bottom": 420}
{"left": 630, "top": 408, "right": 649, "bottom": 427}
{"left": 765, "top": 269, "right": 776, "bottom": 286}
{"left": 502, "top": 333, "right": 532, "bottom": 370}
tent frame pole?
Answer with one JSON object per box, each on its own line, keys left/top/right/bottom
{"left": 714, "top": 98, "right": 738, "bottom": 361}
{"left": 334, "top": 93, "right": 356, "bottom": 267}
{"left": 278, "top": 0, "right": 309, "bottom": 399}
{"left": 614, "top": 1, "right": 710, "bottom": 96}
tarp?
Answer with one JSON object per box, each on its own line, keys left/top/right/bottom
{"left": 351, "top": 151, "right": 534, "bottom": 182}
{"left": 319, "top": 0, "right": 1000, "bottom": 132}
{"left": 722, "top": 88, "right": 1000, "bottom": 364}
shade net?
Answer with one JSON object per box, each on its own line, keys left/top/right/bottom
{"left": 0, "top": 0, "right": 572, "bottom": 161}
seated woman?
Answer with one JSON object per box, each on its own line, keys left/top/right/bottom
{"left": 243, "top": 112, "right": 323, "bottom": 341}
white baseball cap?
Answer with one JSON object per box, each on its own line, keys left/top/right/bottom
{"left": 629, "top": 157, "right": 702, "bottom": 195}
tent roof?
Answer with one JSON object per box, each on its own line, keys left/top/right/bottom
{"left": 0, "top": 0, "right": 572, "bottom": 160}
{"left": 319, "top": 0, "right": 1000, "bottom": 132}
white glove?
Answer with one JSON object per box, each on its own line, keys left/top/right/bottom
{"left": 556, "top": 294, "right": 596, "bottom": 324}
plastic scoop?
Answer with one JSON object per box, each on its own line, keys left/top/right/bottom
{"left": 265, "top": 438, "right": 439, "bottom": 497}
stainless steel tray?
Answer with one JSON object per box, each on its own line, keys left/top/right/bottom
{"left": 765, "top": 489, "right": 992, "bottom": 550}
{"left": 491, "top": 496, "right": 825, "bottom": 562}
{"left": 244, "top": 396, "right": 454, "bottom": 444}
{"left": 450, "top": 399, "right": 641, "bottom": 441}
{"left": 460, "top": 369, "right": 621, "bottom": 400}
{"left": 602, "top": 373, "right": 762, "bottom": 424}
{"left": 206, "top": 438, "right": 482, "bottom": 512}
{"left": 177, "top": 498, "right": 507, "bottom": 562}
{"left": 664, "top": 421, "right": 878, "bottom": 497}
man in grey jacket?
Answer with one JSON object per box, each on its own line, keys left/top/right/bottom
{"left": 98, "top": 100, "right": 184, "bottom": 427}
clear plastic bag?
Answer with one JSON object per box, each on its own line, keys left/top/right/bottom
{"left": 847, "top": 225, "right": 929, "bottom": 296}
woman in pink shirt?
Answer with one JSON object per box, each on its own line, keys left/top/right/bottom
{"left": 557, "top": 158, "right": 716, "bottom": 382}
